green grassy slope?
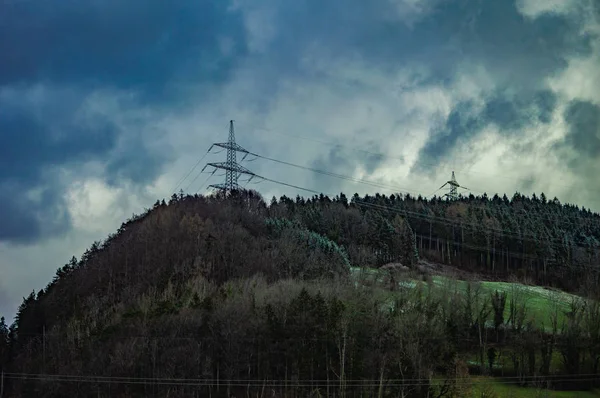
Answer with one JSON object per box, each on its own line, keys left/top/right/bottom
{"left": 430, "top": 276, "right": 578, "bottom": 330}
{"left": 350, "top": 266, "right": 581, "bottom": 330}
{"left": 472, "top": 377, "right": 600, "bottom": 397}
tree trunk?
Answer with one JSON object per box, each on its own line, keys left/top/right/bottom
{"left": 378, "top": 356, "right": 386, "bottom": 398}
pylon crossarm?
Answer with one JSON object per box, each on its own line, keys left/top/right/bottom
{"left": 206, "top": 162, "right": 255, "bottom": 175}
{"left": 207, "top": 183, "right": 231, "bottom": 191}
{"left": 212, "top": 142, "right": 251, "bottom": 154}
{"left": 202, "top": 120, "right": 261, "bottom": 193}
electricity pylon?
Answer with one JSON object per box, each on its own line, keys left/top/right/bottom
{"left": 438, "top": 171, "right": 469, "bottom": 200}
{"left": 202, "top": 120, "right": 257, "bottom": 194}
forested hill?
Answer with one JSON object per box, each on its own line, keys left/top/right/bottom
{"left": 3, "top": 189, "right": 600, "bottom": 397}
{"left": 347, "top": 191, "right": 600, "bottom": 290}
{"left": 7, "top": 189, "right": 600, "bottom": 338}
{"left": 278, "top": 190, "right": 600, "bottom": 291}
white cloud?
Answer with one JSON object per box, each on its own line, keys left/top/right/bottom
{"left": 548, "top": 51, "right": 600, "bottom": 106}
{"left": 516, "top": 0, "right": 578, "bottom": 19}
{"left": 387, "top": 0, "right": 442, "bottom": 26}
{"left": 243, "top": 8, "right": 278, "bottom": 54}
{"left": 66, "top": 179, "right": 124, "bottom": 233}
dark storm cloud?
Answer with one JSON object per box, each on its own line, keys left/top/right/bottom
{"left": 562, "top": 100, "right": 600, "bottom": 157}
{"left": 483, "top": 89, "right": 558, "bottom": 130}
{"left": 415, "top": 100, "right": 484, "bottom": 173}
{"left": 0, "top": 0, "right": 248, "bottom": 244}
{"left": 0, "top": 0, "right": 247, "bottom": 102}
{"left": 257, "top": 0, "right": 591, "bottom": 89}
{"left": 0, "top": 91, "right": 119, "bottom": 183}
{"left": 0, "top": 90, "right": 127, "bottom": 243}
{"left": 0, "top": 181, "right": 70, "bottom": 244}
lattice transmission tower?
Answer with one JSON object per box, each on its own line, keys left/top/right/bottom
{"left": 202, "top": 120, "right": 257, "bottom": 194}
{"left": 438, "top": 171, "right": 469, "bottom": 200}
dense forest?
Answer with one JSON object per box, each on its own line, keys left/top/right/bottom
{"left": 2, "top": 189, "right": 600, "bottom": 397}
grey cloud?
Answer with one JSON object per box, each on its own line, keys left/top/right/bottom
{"left": 484, "top": 89, "right": 558, "bottom": 130}
{"left": 414, "top": 88, "right": 559, "bottom": 176}
{"left": 0, "top": 180, "right": 70, "bottom": 244}
{"left": 414, "top": 100, "right": 484, "bottom": 174}
{"left": 0, "top": 0, "right": 248, "bottom": 103}
{"left": 363, "top": 152, "right": 387, "bottom": 174}
{"left": 0, "top": 89, "right": 117, "bottom": 243}
{"left": 534, "top": 90, "right": 558, "bottom": 123}
{"left": 0, "top": 0, "right": 250, "bottom": 244}
{"left": 301, "top": 0, "right": 587, "bottom": 85}
{"left": 563, "top": 100, "right": 600, "bottom": 157}
{"left": 311, "top": 140, "right": 389, "bottom": 183}
{"left": 0, "top": 89, "right": 172, "bottom": 243}
{"left": 311, "top": 148, "right": 352, "bottom": 191}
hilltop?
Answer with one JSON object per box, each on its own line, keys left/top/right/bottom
{"left": 2, "top": 189, "right": 600, "bottom": 397}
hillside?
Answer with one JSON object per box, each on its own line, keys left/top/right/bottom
{"left": 2, "top": 189, "right": 600, "bottom": 397}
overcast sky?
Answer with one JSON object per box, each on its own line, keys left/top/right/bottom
{"left": 1, "top": 0, "right": 599, "bottom": 320}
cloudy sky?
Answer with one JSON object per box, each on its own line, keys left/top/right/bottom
{"left": 1, "top": 0, "right": 599, "bottom": 319}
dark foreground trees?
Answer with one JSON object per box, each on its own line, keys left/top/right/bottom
{"left": 7, "top": 275, "right": 600, "bottom": 397}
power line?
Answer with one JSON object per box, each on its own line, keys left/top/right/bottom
{"left": 254, "top": 178, "right": 600, "bottom": 275}
{"left": 253, "top": 176, "right": 600, "bottom": 268}
{"left": 178, "top": 123, "right": 598, "bottom": 233}
{"left": 177, "top": 123, "right": 600, "bottom": 258}
{"left": 169, "top": 149, "right": 211, "bottom": 195}
{"left": 191, "top": 135, "right": 600, "bottom": 254}
{"left": 183, "top": 167, "right": 215, "bottom": 193}
{"left": 204, "top": 134, "right": 598, "bottom": 231}
{"left": 5, "top": 371, "right": 600, "bottom": 386}
{"left": 235, "top": 121, "right": 590, "bottom": 200}
{"left": 351, "top": 199, "right": 600, "bottom": 260}
{"left": 195, "top": 172, "right": 216, "bottom": 195}
{"left": 249, "top": 152, "right": 600, "bottom": 235}
{"left": 252, "top": 153, "right": 425, "bottom": 197}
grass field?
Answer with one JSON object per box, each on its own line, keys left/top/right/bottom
{"left": 350, "top": 266, "right": 582, "bottom": 331}
{"left": 351, "top": 267, "right": 597, "bottom": 395}
{"left": 471, "top": 377, "right": 600, "bottom": 397}
{"left": 430, "top": 276, "right": 579, "bottom": 330}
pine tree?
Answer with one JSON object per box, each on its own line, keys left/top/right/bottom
{"left": 0, "top": 316, "right": 9, "bottom": 370}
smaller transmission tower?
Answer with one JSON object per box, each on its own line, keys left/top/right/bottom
{"left": 202, "top": 120, "right": 257, "bottom": 194}
{"left": 438, "top": 171, "right": 469, "bottom": 200}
